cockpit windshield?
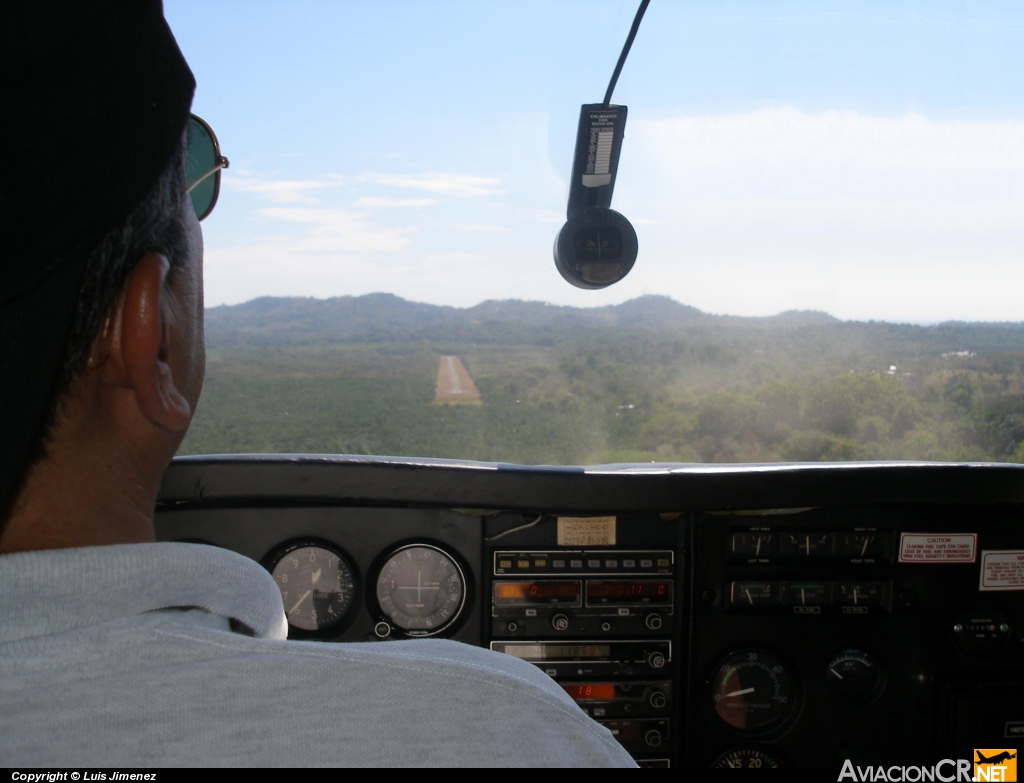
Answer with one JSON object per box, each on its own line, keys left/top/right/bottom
{"left": 168, "top": 1, "right": 1024, "bottom": 465}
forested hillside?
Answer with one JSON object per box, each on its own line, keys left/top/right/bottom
{"left": 179, "top": 294, "right": 1024, "bottom": 465}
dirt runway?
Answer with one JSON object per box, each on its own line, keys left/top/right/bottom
{"left": 433, "top": 355, "right": 482, "bottom": 405}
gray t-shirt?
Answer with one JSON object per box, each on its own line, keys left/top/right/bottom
{"left": 0, "top": 543, "right": 634, "bottom": 767}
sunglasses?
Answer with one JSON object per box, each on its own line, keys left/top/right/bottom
{"left": 185, "top": 114, "right": 229, "bottom": 221}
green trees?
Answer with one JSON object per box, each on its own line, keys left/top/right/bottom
{"left": 180, "top": 297, "right": 1024, "bottom": 465}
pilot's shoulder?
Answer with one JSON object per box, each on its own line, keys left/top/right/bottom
{"left": 155, "top": 621, "right": 636, "bottom": 767}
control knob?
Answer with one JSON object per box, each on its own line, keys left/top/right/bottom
{"left": 551, "top": 614, "right": 570, "bottom": 632}
{"left": 643, "top": 727, "right": 663, "bottom": 748}
{"left": 648, "top": 690, "right": 667, "bottom": 709}
{"left": 645, "top": 613, "right": 663, "bottom": 631}
{"left": 648, "top": 651, "right": 666, "bottom": 669}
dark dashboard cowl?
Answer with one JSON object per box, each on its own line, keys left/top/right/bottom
{"left": 159, "top": 455, "right": 1024, "bottom": 512}
{"left": 155, "top": 454, "right": 1024, "bottom": 767}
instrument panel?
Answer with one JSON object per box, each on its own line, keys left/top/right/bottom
{"left": 155, "top": 456, "right": 1024, "bottom": 768}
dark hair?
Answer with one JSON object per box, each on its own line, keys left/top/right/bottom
{"left": 37, "top": 133, "right": 190, "bottom": 458}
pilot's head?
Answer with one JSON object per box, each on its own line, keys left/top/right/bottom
{"left": 0, "top": 1, "right": 204, "bottom": 548}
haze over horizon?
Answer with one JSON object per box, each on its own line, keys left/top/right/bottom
{"left": 169, "top": 1, "right": 1024, "bottom": 324}
{"left": 206, "top": 291, "right": 1024, "bottom": 328}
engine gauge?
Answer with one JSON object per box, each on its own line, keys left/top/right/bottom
{"left": 376, "top": 544, "right": 466, "bottom": 636}
{"left": 711, "top": 748, "right": 784, "bottom": 768}
{"left": 712, "top": 650, "right": 794, "bottom": 731}
{"left": 825, "top": 649, "right": 881, "bottom": 700}
{"left": 267, "top": 541, "right": 357, "bottom": 634}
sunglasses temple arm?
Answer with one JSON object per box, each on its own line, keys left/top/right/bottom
{"left": 184, "top": 158, "right": 229, "bottom": 195}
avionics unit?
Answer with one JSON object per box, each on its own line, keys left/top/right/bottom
{"left": 491, "top": 549, "right": 674, "bottom": 637}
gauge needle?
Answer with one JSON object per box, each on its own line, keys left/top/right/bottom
{"left": 311, "top": 568, "right": 322, "bottom": 585}
{"left": 724, "top": 687, "right": 755, "bottom": 698}
{"left": 830, "top": 667, "right": 844, "bottom": 680}
{"left": 288, "top": 590, "right": 312, "bottom": 615}
{"left": 745, "top": 588, "right": 754, "bottom": 605}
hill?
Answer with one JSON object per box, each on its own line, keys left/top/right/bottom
{"left": 204, "top": 294, "right": 848, "bottom": 346}
{"left": 182, "top": 294, "right": 1024, "bottom": 466}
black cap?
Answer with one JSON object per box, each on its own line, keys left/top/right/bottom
{"left": 0, "top": 1, "right": 196, "bottom": 520}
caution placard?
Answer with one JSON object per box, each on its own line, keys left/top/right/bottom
{"left": 979, "top": 550, "right": 1024, "bottom": 592}
{"left": 898, "top": 533, "right": 977, "bottom": 563}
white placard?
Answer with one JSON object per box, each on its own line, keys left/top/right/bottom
{"left": 979, "top": 550, "right": 1024, "bottom": 591}
{"left": 898, "top": 533, "right": 977, "bottom": 563}
{"left": 557, "top": 516, "right": 616, "bottom": 546}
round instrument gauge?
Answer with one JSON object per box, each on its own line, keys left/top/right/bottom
{"left": 268, "top": 542, "right": 357, "bottom": 633}
{"left": 711, "top": 748, "right": 783, "bottom": 769}
{"left": 376, "top": 544, "right": 466, "bottom": 636}
{"left": 712, "top": 650, "right": 794, "bottom": 731}
{"left": 825, "top": 649, "right": 881, "bottom": 700}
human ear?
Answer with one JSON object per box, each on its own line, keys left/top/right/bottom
{"left": 113, "top": 253, "right": 193, "bottom": 432}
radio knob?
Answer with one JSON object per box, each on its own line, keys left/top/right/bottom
{"left": 645, "top": 613, "right": 663, "bottom": 631}
{"left": 649, "top": 690, "right": 667, "bottom": 709}
{"left": 648, "top": 651, "right": 666, "bottom": 669}
{"left": 551, "top": 614, "right": 570, "bottom": 632}
{"left": 643, "top": 728, "right": 663, "bottom": 748}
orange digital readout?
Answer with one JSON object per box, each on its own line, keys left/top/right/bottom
{"left": 494, "top": 581, "right": 580, "bottom": 600}
{"left": 587, "top": 581, "right": 669, "bottom": 598}
{"left": 561, "top": 684, "right": 616, "bottom": 700}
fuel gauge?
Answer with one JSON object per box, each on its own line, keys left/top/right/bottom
{"left": 730, "top": 532, "right": 775, "bottom": 559}
{"left": 837, "top": 532, "right": 887, "bottom": 561}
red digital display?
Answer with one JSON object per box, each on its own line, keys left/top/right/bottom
{"left": 561, "top": 683, "right": 616, "bottom": 700}
{"left": 494, "top": 581, "right": 581, "bottom": 604}
{"left": 586, "top": 580, "right": 671, "bottom": 604}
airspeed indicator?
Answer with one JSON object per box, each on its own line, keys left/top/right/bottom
{"left": 268, "top": 542, "right": 357, "bottom": 635}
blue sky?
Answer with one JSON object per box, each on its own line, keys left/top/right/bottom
{"left": 166, "top": 1, "right": 1024, "bottom": 322}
